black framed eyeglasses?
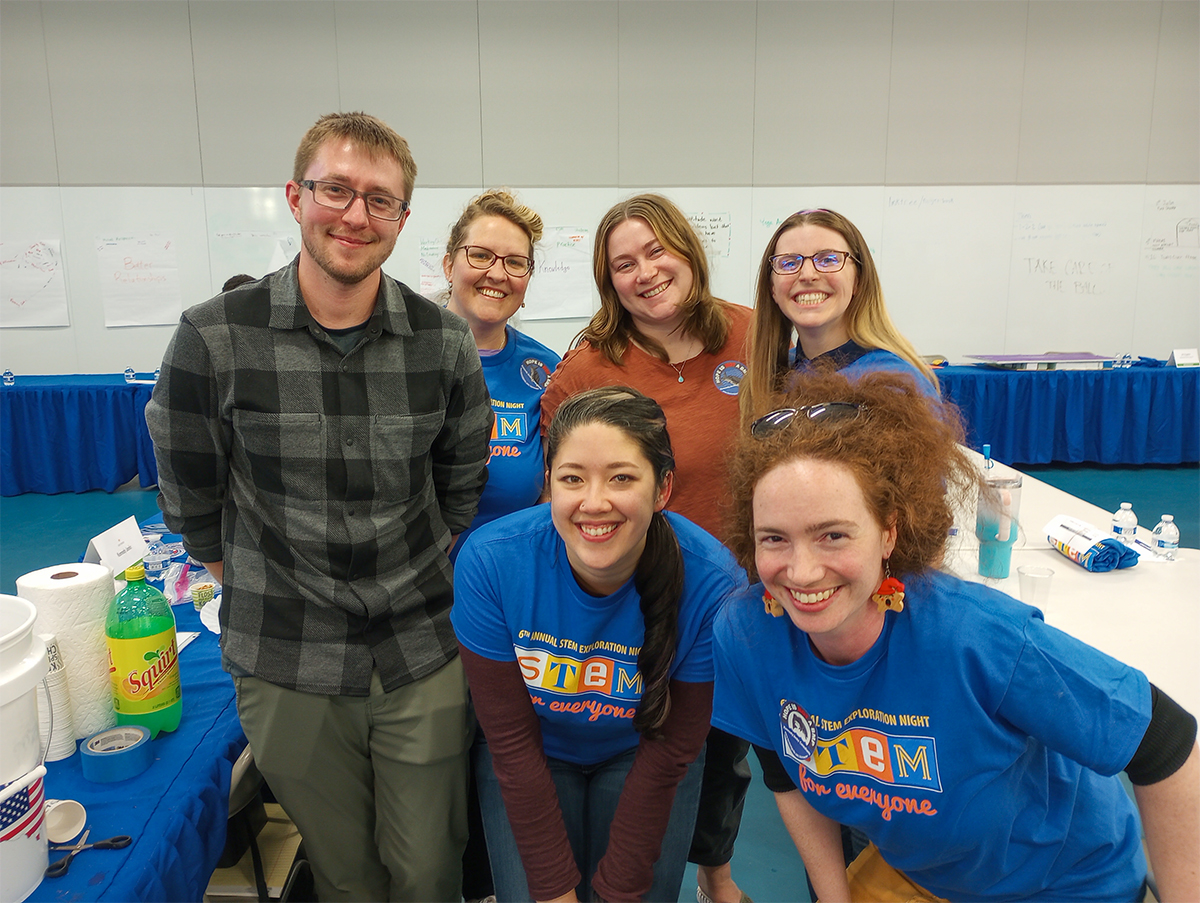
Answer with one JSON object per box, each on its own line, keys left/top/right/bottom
{"left": 768, "top": 250, "right": 856, "bottom": 275}
{"left": 300, "top": 180, "right": 409, "bottom": 221}
{"left": 456, "top": 245, "right": 534, "bottom": 278}
{"left": 750, "top": 402, "right": 865, "bottom": 438}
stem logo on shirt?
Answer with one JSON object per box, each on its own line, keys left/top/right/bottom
{"left": 779, "top": 699, "right": 942, "bottom": 792}
{"left": 521, "top": 357, "right": 552, "bottom": 390}
{"left": 490, "top": 410, "right": 528, "bottom": 443}
{"left": 516, "top": 644, "right": 642, "bottom": 699}
{"left": 712, "top": 360, "right": 747, "bottom": 396}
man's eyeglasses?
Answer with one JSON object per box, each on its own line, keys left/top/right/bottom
{"left": 750, "top": 402, "right": 865, "bottom": 438}
{"left": 456, "top": 245, "right": 534, "bottom": 278}
{"left": 300, "top": 180, "right": 409, "bottom": 221}
{"left": 768, "top": 250, "right": 856, "bottom": 276}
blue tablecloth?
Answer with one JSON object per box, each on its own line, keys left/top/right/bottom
{"left": 937, "top": 365, "right": 1199, "bottom": 465}
{"left": 1, "top": 375, "right": 159, "bottom": 496}
{"left": 27, "top": 599, "right": 244, "bottom": 902}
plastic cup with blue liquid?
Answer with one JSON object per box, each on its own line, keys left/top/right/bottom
{"left": 976, "top": 474, "right": 1022, "bottom": 579}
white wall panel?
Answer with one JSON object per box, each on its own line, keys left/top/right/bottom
{"left": 886, "top": 2, "right": 1027, "bottom": 185}
{"left": 0, "top": 2, "right": 58, "bottom": 185}
{"left": 618, "top": 2, "right": 756, "bottom": 186}
{"left": 1147, "top": 1, "right": 1200, "bottom": 184}
{"left": 1017, "top": 2, "right": 1160, "bottom": 184}
{"left": 479, "top": 1, "right": 619, "bottom": 187}
{"left": 753, "top": 1, "right": 894, "bottom": 185}
{"left": 191, "top": 1, "right": 340, "bottom": 186}
{"left": 41, "top": 1, "right": 202, "bottom": 185}
{"left": 337, "top": 1, "right": 484, "bottom": 189}
{"left": 0, "top": 2, "right": 1195, "bottom": 373}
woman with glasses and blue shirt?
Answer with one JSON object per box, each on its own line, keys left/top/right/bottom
{"left": 739, "top": 208, "right": 938, "bottom": 424}
{"left": 442, "top": 189, "right": 561, "bottom": 561}
{"left": 714, "top": 369, "right": 1197, "bottom": 903}
{"left": 442, "top": 189, "right": 561, "bottom": 901}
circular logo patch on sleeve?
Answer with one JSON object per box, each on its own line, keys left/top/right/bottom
{"left": 521, "top": 357, "right": 552, "bottom": 390}
{"left": 713, "top": 360, "right": 747, "bottom": 396}
{"left": 780, "top": 700, "right": 819, "bottom": 763}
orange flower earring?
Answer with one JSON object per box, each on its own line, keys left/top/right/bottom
{"left": 872, "top": 560, "right": 906, "bottom": 614}
{"left": 762, "top": 589, "right": 785, "bottom": 617}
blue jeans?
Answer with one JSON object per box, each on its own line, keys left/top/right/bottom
{"left": 475, "top": 738, "right": 705, "bottom": 902}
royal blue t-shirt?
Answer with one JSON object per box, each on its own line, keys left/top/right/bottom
{"left": 713, "top": 569, "right": 1150, "bottom": 903}
{"left": 451, "top": 326, "right": 559, "bottom": 561}
{"left": 453, "top": 507, "right": 747, "bottom": 765}
{"left": 791, "top": 341, "right": 939, "bottom": 400}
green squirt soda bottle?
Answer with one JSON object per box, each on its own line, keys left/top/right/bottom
{"left": 105, "top": 562, "right": 182, "bottom": 738}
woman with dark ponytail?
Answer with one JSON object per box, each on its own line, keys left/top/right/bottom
{"left": 452, "top": 387, "right": 747, "bottom": 902}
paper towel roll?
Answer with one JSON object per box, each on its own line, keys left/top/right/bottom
{"left": 18, "top": 564, "right": 116, "bottom": 739}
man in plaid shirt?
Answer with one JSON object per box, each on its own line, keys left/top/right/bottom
{"left": 147, "top": 112, "right": 491, "bottom": 902}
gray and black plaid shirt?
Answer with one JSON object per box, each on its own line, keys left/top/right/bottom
{"left": 146, "top": 259, "right": 491, "bottom": 695}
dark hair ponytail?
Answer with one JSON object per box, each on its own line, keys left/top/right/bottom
{"left": 545, "top": 385, "right": 684, "bottom": 739}
{"left": 632, "top": 509, "right": 684, "bottom": 739}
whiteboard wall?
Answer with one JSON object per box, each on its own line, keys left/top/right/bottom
{"left": 1, "top": 183, "right": 1196, "bottom": 374}
{"left": 2, "top": 0, "right": 1196, "bottom": 373}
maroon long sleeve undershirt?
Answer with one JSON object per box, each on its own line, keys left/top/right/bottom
{"left": 459, "top": 645, "right": 713, "bottom": 902}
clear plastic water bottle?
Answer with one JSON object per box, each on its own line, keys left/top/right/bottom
{"left": 124, "top": 367, "right": 136, "bottom": 383}
{"left": 1110, "top": 502, "right": 1138, "bottom": 545}
{"left": 142, "top": 543, "right": 171, "bottom": 593}
{"left": 2, "top": 369, "right": 14, "bottom": 386}
{"left": 1151, "top": 515, "right": 1179, "bottom": 561}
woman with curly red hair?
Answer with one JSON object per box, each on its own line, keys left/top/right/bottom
{"left": 714, "top": 370, "right": 1197, "bottom": 903}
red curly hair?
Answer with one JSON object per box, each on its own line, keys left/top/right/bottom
{"left": 726, "top": 368, "right": 981, "bottom": 582}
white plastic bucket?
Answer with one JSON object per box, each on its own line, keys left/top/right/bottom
{"left": 0, "top": 595, "right": 47, "bottom": 785}
{"left": 0, "top": 765, "right": 48, "bottom": 903}
{"left": 0, "top": 595, "right": 50, "bottom": 903}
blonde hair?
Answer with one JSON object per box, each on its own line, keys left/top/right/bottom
{"left": 293, "top": 112, "right": 417, "bottom": 201}
{"left": 739, "top": 209, "right": 937, "bottom": 423}
{"left": 444, "top": 188, "right": 544, "bottom": 262}
{"left": 578, "top": 194, "right": 732, "bottom": 364}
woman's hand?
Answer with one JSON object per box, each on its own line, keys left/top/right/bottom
{"left": 538, "top": 892, "right": 579, "bottom": 903}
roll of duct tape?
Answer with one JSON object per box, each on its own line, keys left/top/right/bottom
{"left": 79, "top": 726, "right": 153, "bottom": 783}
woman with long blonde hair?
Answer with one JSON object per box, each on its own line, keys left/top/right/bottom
{"left": 739, "top": 208, "right": 937, "bottom": 424}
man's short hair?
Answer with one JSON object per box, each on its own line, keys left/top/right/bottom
{"left": 293, "top": 111, "right": 417, "bottom": 202}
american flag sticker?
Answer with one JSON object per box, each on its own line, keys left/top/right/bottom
{"left": 0, "top": 775, "right": 45, "bottom": 842}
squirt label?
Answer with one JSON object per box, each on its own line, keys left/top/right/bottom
{"left": 107, "top": 629, "right": 181, "bottom": 715}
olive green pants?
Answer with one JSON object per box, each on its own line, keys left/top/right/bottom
{"left": 235, "top": 658, "right": 471, "bottom": 902}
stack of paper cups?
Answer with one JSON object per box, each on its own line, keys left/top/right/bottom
{"left": 35, "top": 635, "right": 76, "bottom": 761}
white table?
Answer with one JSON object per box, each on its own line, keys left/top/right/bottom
{"left": 945, "top": 457, "right": 1199, "bottom": 716}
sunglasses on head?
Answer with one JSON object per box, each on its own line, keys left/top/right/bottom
{"left": 749, "top": 402, "right": 865, "bottom": 438}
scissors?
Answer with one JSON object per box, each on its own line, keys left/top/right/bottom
{"left": 45, "top": 829, "right": 90, "bottom": 878}
{"left": 44, "top": 831, "right": 132, "bottom": 877}
{"left": 49, "top": 834, "right": 133, "bottom": 853}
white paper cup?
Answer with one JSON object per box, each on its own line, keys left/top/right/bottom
{"left": 1017, "top": 566, "right": 1054, "bottom": 607}
{"left": 44, "top": 798, "right": 86, "bottom": 843}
